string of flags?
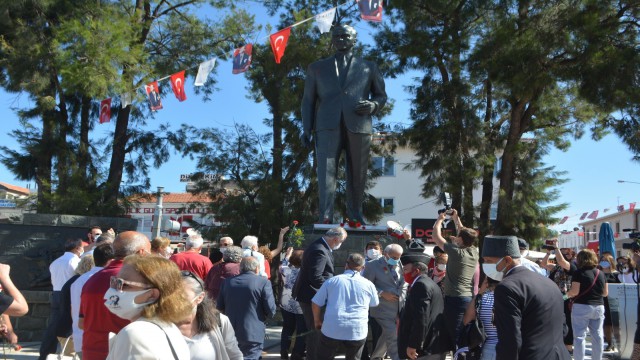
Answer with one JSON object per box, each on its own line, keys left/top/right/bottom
{"left": 557, "top": 202, "right": 637, "bottom": 224}
{"left": 98, "top": 0, "right": 383, "bottom": 123}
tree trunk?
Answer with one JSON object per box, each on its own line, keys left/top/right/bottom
{"left": 78, "top": 96, "right": 92, "bottom": 182}
{"left": 37, "top": 111, "right": 55, "bottom": 213}
{"left": 104, "top": 105, "right": 131, "bottom": 213}
{"left": 272, "top": 112, "right": 284, "bottom": 225}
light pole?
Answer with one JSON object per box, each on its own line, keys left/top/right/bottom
{"left": 151, "top": 186, "right": 165, "bottom": 239}
{"left": 618, "top": 180, "right": 640, "bottom": 185}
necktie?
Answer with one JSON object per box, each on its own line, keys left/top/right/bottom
{"left": 391, "top": 265, "right": 399, "bottom": 282}
{"left": 337, "top": 54, "right": 348, "bottom": 85}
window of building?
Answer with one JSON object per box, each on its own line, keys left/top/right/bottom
{"left": 378, "top": 198, "right": 394, "bottom": 214}
{"left": 372, "top": 156, "right": 395, "bottom": 176}
{"left": 616, "top": 222, "right": 620, "bottom": 235}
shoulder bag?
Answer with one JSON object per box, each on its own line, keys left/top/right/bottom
{"left": 568, "top": 268, "right": 600, "bottom": 311}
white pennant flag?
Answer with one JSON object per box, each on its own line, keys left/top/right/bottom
{"left": 121, "top": 92, "right": 132, "bottom": 108}
{"left": 194, "top": 58, "right": 217, "bottom": 86}
{"left": 315, "top": 7, "right": 336, "bottom": 34}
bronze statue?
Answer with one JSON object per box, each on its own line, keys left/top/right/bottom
{"left": 301, "top": 24, "right": 387, "bottom": 224}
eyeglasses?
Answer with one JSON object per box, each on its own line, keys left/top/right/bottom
{"left": 180, "top": 271, "right": 205, "bottom": 292}
{"left": 110, "top": 276, "right": 152, "bottom": 292}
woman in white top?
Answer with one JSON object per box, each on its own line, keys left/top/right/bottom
{"left": 179, "top": 271, "right": 243, "bottom": 360}
{"left": 617, "top": 255, "right": 640, "bottom": 283}
{"left": 105, "top": 256, "right": 191, "bottom": 360}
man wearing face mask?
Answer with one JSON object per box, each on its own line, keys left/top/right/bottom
{"left": 362, "top": 244, "right": 407, "bottom": 360}
{"left": 79, "top": 231, "right": 151, "bottom": 360}
{"left": 397, "top": 250, "right": 446, "bottom": 360}
{"left": 293, "top": 226, "right": 348, "bottom": 360}
{"left": 482, "top": 235, "right": 570, "bottom": 360}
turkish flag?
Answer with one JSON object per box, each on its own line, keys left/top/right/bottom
{"left": 170, "top": 70, "right": 187, "bottom": 102}
{"left": 579, "top": 212, "right": 588, "bottom": 220}
{"left": 631, "top": 202, "right": 636, "bottom": 213}
{"left": 99, "top": 98, "right": 111, "bottom": 124}
{"left": 358, "top": 0, "right": 383, "bottom": 22}
{"left": 270, "top": 27, "right": 291, "bottom": 64}
{"left": 558, "top": 216, "right": 569, "bottom": 225}
{"left": 587, "top": 210, "right": 599, "bottom": 220}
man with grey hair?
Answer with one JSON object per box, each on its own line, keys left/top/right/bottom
{"left": 79, "top": 231, "right": 150, "bottom": 360}
{"left": 293, "top": 226, "right": 348, "bottom": 360}
{"left": 220, "top": 236, "right": 233, "bottom": 248}
{"left": 312, "top": 253, "right": 379, "bottom": 360}
{"left": 205, "top": 246, "right": 243, "bottom": 300}
{"left": 241, "top": 235, "right": 267, "bottom": 277}
{"left": 217, "top": 257, "right": 276, "bottom": 360}
{"left": 170, "top": 233, "right": 213, "bottom": 280}
{"left": 363, "top": 243, "right": 407, "bottom": 360}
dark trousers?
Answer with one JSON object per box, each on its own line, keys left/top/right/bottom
{"left": 361, "top": 315, "right": 383, "bottom": 360}
{"left": 317, "top": 333, "right": 366, "bottom": 360}
{"left": 300, "top": 301, "right": 320, "bottom": 360}
{"left": 564, "top": 298, "right": 574, "bottom": 345}
{"left": 315, "top": 121, "right": 371, "bottom": 222}
{"left": 281, "top": 308, "right": 307, "bottom": 358}
{"left": 443, "top": 295, "right": 471, "bottom": 351}
{"left": 39, "top": 291, "right": 62, "bottom": 360}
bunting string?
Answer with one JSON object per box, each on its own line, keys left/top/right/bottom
{"left": 99, "top": 0, "right": 379, "bottom": 122}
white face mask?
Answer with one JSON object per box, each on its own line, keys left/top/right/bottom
{"left": 332, "top": 241, "right": 342, "bottom": 251}
{"left": 482, "top": 257, "right": 505, "bottom": 281}
{"left": 163, "top": 247, "right": 173, "bottom": 259}
{"left": 366, "top": 249, "right": 380, "bottom": 260}
{"left": 437, "top": 264, "right": 447, "bottom": 271}
{"left": 220, "top": 247, "right": 228, "bottom": 255}
{"left": 104, "top": 288, "right": 155, "bottom": 321}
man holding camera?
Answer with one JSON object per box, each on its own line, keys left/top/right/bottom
{"left": 432, "top": 209, "right": 479, "bottom": 352}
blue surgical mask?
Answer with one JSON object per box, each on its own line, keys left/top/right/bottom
{"left": 599, "top": 261, "right": 611, "bottom": 268}
{"left": 387, "top": 257, "right": 399, "bottom": 266}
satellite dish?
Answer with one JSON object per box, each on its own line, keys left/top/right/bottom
{"left": 387, "top": 220, "right": 405, "bottom": 239}
{"left": 163, "top": 220, "right": 180, "bottom": 232}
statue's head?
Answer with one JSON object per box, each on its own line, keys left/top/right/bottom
{"left": 332, "top": 24, "right": 357, "bottom": 52}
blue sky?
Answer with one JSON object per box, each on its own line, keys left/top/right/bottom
{"left": 0, "top": 2, "right": 638, "bottom": 233}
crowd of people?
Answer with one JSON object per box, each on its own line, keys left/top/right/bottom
{"left": 1, "top": 211, "right": 640, "bottom": 360}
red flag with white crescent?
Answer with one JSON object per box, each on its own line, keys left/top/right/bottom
{"left": 631, "top": 202, "right": 637, "bottom": 213}
{"left": 99, "top": 98, "right": 111, "bottom": 124}
{"left": 587, "top": 210, "right": 598, "bottom": 220}
{"left": 358, "top": 0, "right": 383, "bottom": 22}
{"left": 170, "top": 71, "right": 187, "bottom": 102}
{"left": 579, "top": 212, "right": 588, "bottom": 220}
{"left": 270, "top": 27, "right": 291, "bottom": 64}
{"left": 558, "top": 216, "right": 568, "bottom": 225}
{"left": 145, "top": 81, "right": 163, "bottom": 111}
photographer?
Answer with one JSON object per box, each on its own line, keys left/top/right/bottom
{"left": 432, "top": 209, "right": 479, "bottom": 353}
{"left": 543, "top": 241, "right": 577, "bottom": 354}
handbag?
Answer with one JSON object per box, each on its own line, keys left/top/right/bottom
{"left": 568, "top": 268, "right": 600, "bottom": 311}
{"left": 456, "top": 294, "right": 486, "bottom": 360}
{"left": 45, "top": 337, "right": 77, "bottom": 360}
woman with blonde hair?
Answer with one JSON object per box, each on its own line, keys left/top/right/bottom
{"left": 106, "top": 256, "right": 192, "bottom": 360}
{"left": 179, "top": 271, "right": 243, "bottom": 360}
{"left": 567, "top": 249, "right": 608, "bottom": 360}
{"left": 151, "top": 237, "right": 173, "bottom": 259}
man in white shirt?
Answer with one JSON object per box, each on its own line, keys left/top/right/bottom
{"left": 70, "top": 243, "right": 114, "bottom": 357}
{"left": 517, "top": 238, "right": 547, "bottom": 276}
{"left": 39, "top": 238, "right": 83, "bottom": 359}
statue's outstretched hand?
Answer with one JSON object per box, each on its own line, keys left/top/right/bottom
{"left": 355, "top": 100, "right": 376, "bottom": 115}
{"left": 301, "top": 132, "right": 313, "bottom": 147}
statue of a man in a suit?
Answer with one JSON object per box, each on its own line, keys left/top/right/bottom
{"left": 301, "top": 24, "right": 387, "bottom": 224}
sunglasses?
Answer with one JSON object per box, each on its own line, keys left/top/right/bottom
{"left": 180, "top": 270, "right": 205, "bottom": 292}
{"left": 110, "top": 276, "right": 152, "bottom": 292}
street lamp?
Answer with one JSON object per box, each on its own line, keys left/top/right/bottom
{"left": 618, "top": 180, "right": 640, "bottom": 185}
{"left": 151, "top": 186, "right": 165, "bottom": 239}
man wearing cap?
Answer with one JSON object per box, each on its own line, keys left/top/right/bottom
{"left": 517, "top": 238, "right": 547, "bottom": 276}
{"left": 362, "top": 244, "right": 407, "bottom": 360}
{"left": 397, "top": 249, "right": 446, "bottom": 360}
{"left": 482, "top": 235, "right": 570, "bottom": 360}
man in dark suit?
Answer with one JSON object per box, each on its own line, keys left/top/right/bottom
{"left": 301, "top": 24, "right": 387, "bottom": 224}
{"left": 293, "top": 227, "right": 348, "bottom": 360}
{"left": 362, "top": 244, "right": 407, "bottom": 360}
{"left": 397, "top": 251, "right": 446, "bottom": 360}
{"left": 217, "top": 256, "right": 276, "bottom": 360}
{"left": 482, "top": 235, "right": 571, "bottom": 360}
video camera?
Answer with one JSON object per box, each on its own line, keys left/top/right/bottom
{"left": 622, "top": 229, "right": 640, "bottom": 250}
{"left": 437, "top": 192, "right": 453, "bottom": 215}
{"left": 542, "top": 239, "right": 556, "bottom": 251}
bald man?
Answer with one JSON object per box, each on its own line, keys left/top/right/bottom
{"left": 79, "top": 231, "right": 150, "bottom": 360}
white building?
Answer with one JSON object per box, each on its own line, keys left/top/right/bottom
{"left": 0, "top": 182, "right": 32, "bottom": 209}
{"left": 579, "top": 208, "right": 640, "bottom": 255}
{"left": 367, "top": 138, "right": 499, "bottom": 241}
